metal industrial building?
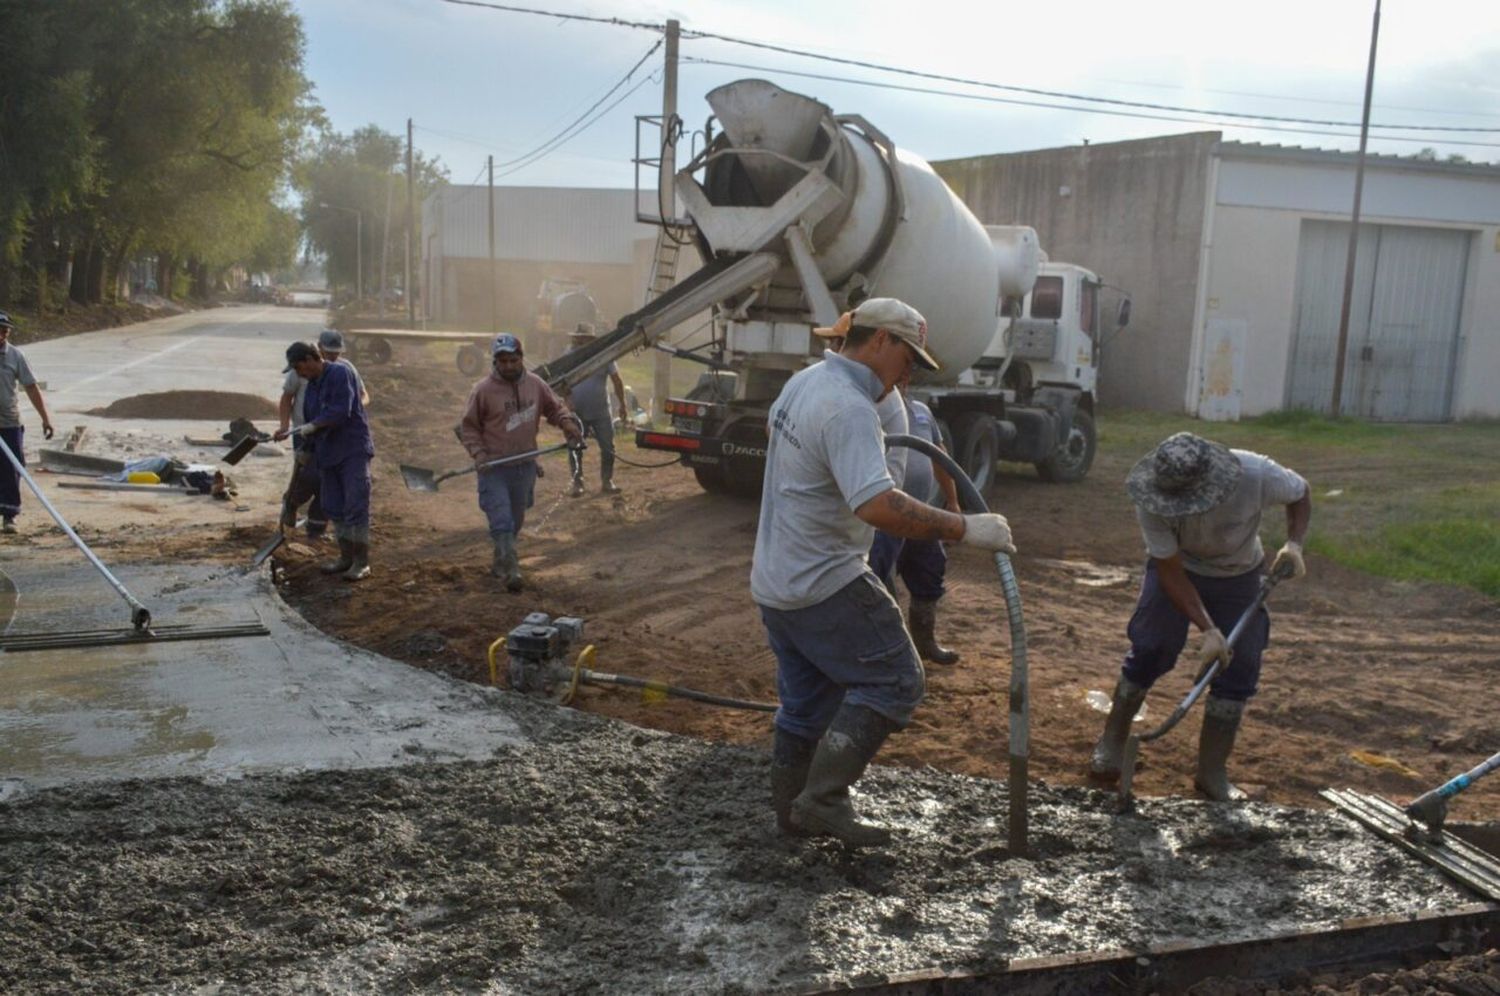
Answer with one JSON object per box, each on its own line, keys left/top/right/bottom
{"left": 420, "top": 185, "right": 663, "bottom": 336}
{"left": 936, "top": 137, "right": 1500, "bottom": 421}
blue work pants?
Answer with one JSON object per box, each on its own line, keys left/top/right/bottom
{"left": 568, "top": 413, "right": 615, "bottom": 484}
{"left": 760, "top": 573, "right": 925, "bottom": 742}
{"left": 318, "top": 454, "right": 372, "bottom": 529}
{"left": 477, "top": 461, "right": 537, "bottom": 537}
{"left": 1120, "top": 560, "right": 1271, "bottom": 703}
{"left": 0, "top": 426, "right": 24, "bottom": 518}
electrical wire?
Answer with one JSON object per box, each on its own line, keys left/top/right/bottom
{"left": 438, "top": 0, "right": 661, "bottom": 31}
{"left": 682, "top": 32, "right": 1500, "bottom": 134}
{"left": 497, "top": 70, "right": 659, "bottom": 176}
{"left": 681, "top": 56, "right": 1500, "bottom": 151}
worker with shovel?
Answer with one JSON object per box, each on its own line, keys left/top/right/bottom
{"left": 1088, "top": 432, "right": 1310, "bottom": 801}
{"left": 753, "top": 298, "right": 1017, "bottom": 846}
{"left": 276, "top": 329, "right": 369, "bottom": 542}
{"left": 273, "top": 341, "right": 375, "bottom": 581}
{"left": 0, "top": 311, "right": 56, "bottom": 535}
{"left": 459, "top": 333, "right": 582, "bottom": 591}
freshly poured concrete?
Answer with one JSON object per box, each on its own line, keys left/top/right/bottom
{"left": 0, "top": 558, "right": 526, "bottom": 799}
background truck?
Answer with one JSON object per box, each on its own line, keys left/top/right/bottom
{"left": 536, "top": 79, "right": 1128, "bottom": 496}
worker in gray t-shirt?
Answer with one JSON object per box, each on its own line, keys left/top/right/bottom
{"left": 1089, "top": 431, "right": 1311, "bottom": 802}
{"left": 276, "top": 328, "right": 368, "bottom": 540}
{"left": 562, "top": 324, "right": 627, "bottom": 496}
{"left": 0, "top": 311, "right": 56, "bottom": 534}
{"left": 751, "top": 298, "right": 1015, "bottom": 847}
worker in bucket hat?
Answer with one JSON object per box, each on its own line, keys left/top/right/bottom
{"left": 1088, "top": 431, "right": 1312, "bottom": 801}
{"left": 458, "top": 333, "right": 582, "bottom": 591}
{"left": 752, "top": 297, "right": 1015, "bottom": 847}
{"left": 0, "top": 310, "right": 55, "bottom": 535}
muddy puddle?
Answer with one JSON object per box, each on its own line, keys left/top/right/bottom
{"left": 0, "top": 698, "right": 1470, "bottom": 995}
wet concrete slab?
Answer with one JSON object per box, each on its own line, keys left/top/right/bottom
{"left": 0, "top": 556, "right": 527, "bottom": 799}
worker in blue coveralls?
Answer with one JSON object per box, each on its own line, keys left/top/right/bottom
{"left": 866, "top": 370, "right": 963, "bottom": 666}
{"left": 1088, "top": 432, "right": 1310, "bottom": 801}
{"left": 274, "top": 341, "right": 376, "bottom": 581}
{"left": 752, "top": 298, "right": 1017, "bottom": 847}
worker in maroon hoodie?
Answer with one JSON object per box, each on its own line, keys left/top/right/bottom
{"left": 459, "top": 333, "right": 582, "bottom": 591}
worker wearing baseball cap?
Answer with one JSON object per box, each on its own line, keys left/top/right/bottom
{"left": 0, "top": 311, "right": 55, "bottom": 535}
{"left": 752, "top": 297, "right": 1015, "bottom": 846}
{"left": 276, "top": 329, "right": 370, "bottom": 542}
{"left": 273, "top": 341, "right": 376, "bottom": 580}
{"left": 1088, "top": 431, "right": 1311, "bottom": 801}
{"left": 458, "top": 333, "right": 582, "bottom": 591}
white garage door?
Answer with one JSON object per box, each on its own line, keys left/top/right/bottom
{"left": 1286, "top": 220, "right": 1470, "bottom": 421}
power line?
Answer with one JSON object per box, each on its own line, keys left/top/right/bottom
{"left": 496, "top": 70, "right": 658, "bottom": 177}
{"left": 683, "top": 57, "right": 1500, "bottom": 151}
{"left": 682, "top": 33, "right": 1500, "bottom": 134}
{"left": 438, "top": 0, "right": 660, "bottom": 31}
{"left": 492, "top": 39, "right": 661, "bottom": 172}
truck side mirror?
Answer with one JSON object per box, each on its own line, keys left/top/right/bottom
{"left": 1116, "top": 299, "right": 1132, "bottom": 329}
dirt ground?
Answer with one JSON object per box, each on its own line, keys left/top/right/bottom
{"left": 87, "top": 388, "right": 280, "bottom": 420}
{"left": 272, "top": 353, "right": 1500, "bottom": 819}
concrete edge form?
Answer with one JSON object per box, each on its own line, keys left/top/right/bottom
{"left": 807, "top": 903, "right": 1500, "bottom": 995}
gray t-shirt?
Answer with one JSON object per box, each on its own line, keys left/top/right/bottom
{"left": 1137, "top": 449, "right": 1308, "bottom": 578}
{"left": 570, "top": 362, "right": 618, "bottom": 422}
{"left": 751, "top": 351, "right": 895, "bottom": 610}
{"left": 0, "top": 345, "right": 38, "bottom": 429}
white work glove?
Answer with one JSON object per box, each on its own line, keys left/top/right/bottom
{"left": 1195, "top": 627, "right": 1230, "bottom": 680}
{"left": 960, "top": 513, "right": 1015, "bottom": 554}
{"left": 1271, "top": 540, "right": 1306, "bottom": 580}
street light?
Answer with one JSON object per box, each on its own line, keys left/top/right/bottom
{"left": 318, "top": 202, "right": 363, "bottom": 303}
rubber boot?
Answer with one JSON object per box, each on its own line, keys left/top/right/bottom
{"left": 908, "top": 598, "right": 960, "bottom": 666}
{"left": 320, "top": 524, "right": 354, "bottom": 574}
{"left": 490, "top": 534, "right": 508, "bottom": 578}
{"left": 601, "top": 479, "right": 621, "bottom": 495}
{"left": 1195, "top": 696, "right": 1247, "bottom": 802}
{"left": 568, "top": 476, "right": 586, "bottom": 498}
{"left": 499, "top": 533, "right": 524, "bottom": 593}
{"left": 770, "top": 727, "right": 817, "bottom": 836}
{"left": 343, "top": 525, "right": 370, "bottom": 582}
{"left": 1088, "top": 676, "right": 1148, "bottom": 781}
{"left": 789, "top": 704, "right": 900, "bottom": 846}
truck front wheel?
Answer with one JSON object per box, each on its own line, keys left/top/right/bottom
{"left": 1036, "top": 409, "right": 1096, "bottom": 483}
{"left": 950, "top": 412, "right": 998, "bottom": 493}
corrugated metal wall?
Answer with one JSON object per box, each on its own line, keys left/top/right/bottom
{"left": 429, "top": 186, "right": 659, "bottom": 263}
{"left": 1287, "top": 220, "right": 1471, "bottom": 420}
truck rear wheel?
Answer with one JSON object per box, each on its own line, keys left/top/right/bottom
{"left": 950, "top": 412, "right": 998, "bottom": 493}
{"left": 692, "top": 462, "right": 726, "bottom": 494}
{"left": 456, "top": 344, "right": 485, "bottom": 377}
{"left": 1036, "top": 409, "right": 1096, "bottom": 483}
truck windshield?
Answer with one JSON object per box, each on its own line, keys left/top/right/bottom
{"left": 1029, "top": 276, "right": 1064, "bottom": 319}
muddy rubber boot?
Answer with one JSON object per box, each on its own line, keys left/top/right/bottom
{"left": 320, "top": 525, "right": 354, "bottom": 574}
{"left": 1195, "top": 696, "right": 1247, "bottom": 802}
{"left": 1088, "top": 676, "right": 1148, "bottom": 782}
{"left": 490, "top": 534, "right": 509, "bottom": 578}
{"left": 567, "top": 477, "right": 586, "bottom": 498}
{"left": 503, "top": 535, "right": 524, "bottom": 593}
{"left": 789, "top": 704, "right": 900, "bottom": 847}
{"left": 908, "top": 598, "right": 960, "bottom": 666}
{"left": 770, "top": 727, "right": 817, "bottom": 836}
{"left": 342, "top": 525, "right": 370, "bottom": 582}
{"left": 601, "top": 479, "right": 621, "bottom": 495}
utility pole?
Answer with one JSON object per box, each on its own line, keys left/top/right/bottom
{"left": 406, "top": 117, "right": 415, "bottom": 328}
{"left": 1330, "top": 0, "right": 1381, "bottom": 416}
{"left": 488, "top": 154, "right": 497, "bottom": 333}
{"left": 653, "top": 18, "right": 680, "bottom": 420}
{"left": 379, "top": 176, "right": 393, "bottom": 320}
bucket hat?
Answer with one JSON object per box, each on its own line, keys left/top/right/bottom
{"left": 1126, "top": 432, "right": 1242, "bottom": 517}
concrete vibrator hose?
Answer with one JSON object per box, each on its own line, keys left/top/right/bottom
{"left": 885, "top": 433, "right": 1030, "bottom": 855}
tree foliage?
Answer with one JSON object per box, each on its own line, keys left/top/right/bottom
{"left": 0, "top": 0, "right": 315, "bottom": 307}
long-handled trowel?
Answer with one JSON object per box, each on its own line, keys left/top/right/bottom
{"left": 1117, "top": 558, "right": 1296, "bottom": 809}
{"left": 1404, "top": 749, "right": 1500, "bottom": 840}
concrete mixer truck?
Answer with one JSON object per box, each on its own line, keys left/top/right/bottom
{"left": 534, "top": 79, "right": 1128, "bottom": 497}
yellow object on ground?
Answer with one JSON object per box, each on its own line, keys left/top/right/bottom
{"left": 1349, "top": 750, "right": 1422, "bottom": 779}
{"left": 126, "top": 472, "right": 161, "bottom": 484}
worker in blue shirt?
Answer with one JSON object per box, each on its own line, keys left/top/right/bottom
{"left": 274, "top": 341, "right": 375, "bottom": 581}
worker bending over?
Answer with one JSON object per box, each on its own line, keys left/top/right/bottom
{"left": 273, "top": 341, "right": 375, "bottom": 581}
{"left": 752, "top": 298, "right": 1016, "bottom": 846}
{"left": 459, "top": 333, "right": 582, "bottom": 591}
{"left": 277, "top": 328, "right": 369, "bottom": 542}
{"left": 1089, "top": 431, "right": 1311, "bottom": 800}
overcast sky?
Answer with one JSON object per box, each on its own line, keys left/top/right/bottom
{"left": 293, "top": 0, "right": 1500, "bottom": 189}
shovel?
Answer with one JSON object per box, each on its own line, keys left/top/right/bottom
{"left": 400, "top": 441, "right": 580, "bottom": 492}
{"left": 221, "top": 433, "right": 260, "bottom": 466}
{"left": 1117, "top": 557, "right": 1296, "bottom": 809}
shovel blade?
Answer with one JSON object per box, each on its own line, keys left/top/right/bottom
{"left": 400, "top": 464, "right": 441, "bottom": 492}
{"left": 222, "top": 434, "right": 259, "bottom": 466}
{"left": 249, "top": 531, "right": 285, "bottom": 567}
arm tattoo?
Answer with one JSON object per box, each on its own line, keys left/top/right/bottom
{"left": 886, "top": 490, "right": 955, "bottom": 541}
